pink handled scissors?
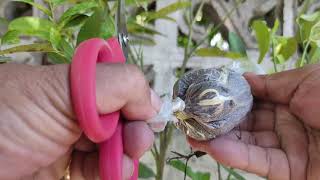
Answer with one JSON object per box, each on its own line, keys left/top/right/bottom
{"left": 70, "top": 0, "right": 139, "bottom": 179}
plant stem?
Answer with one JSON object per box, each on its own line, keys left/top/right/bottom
{"left": 271, "top": 39, "right": 278, "bottom": 72}
{"left": 300, "top": 40, "right": 311, "bottom": 67}
{"left": 217, "top": 162, "right": 222, "bottom": 180}
{"left": 47, "top": 1, "right": 55, "bottom": 22}
{"left": 153, "top": 124, "right": 174, "bottom": 180}
{"left": 181, "top": 0, "right": 206, "bottom": 75}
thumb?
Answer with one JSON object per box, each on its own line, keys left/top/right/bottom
{"left": 244, "top": 64, "right": 320, "bottom": 104}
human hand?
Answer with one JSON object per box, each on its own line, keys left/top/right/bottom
{"left": 189, "top": 64, "right": 320, "bottom": 180}
{"left": 0, "top": 63, "right": 161, "bottom": 180}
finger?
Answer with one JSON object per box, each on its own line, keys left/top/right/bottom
{"left": 275, "top": 105, "right": 308, "bottom": 180}
{"left": 123, "top": 121, "right": 154, "bottom": 159}
{"left": 188, "top": 138, "right": 290, "bottom": 180}
{"left": 50, "top": 64, "right": 161, "bottom": 121}
{"left": 70, "top": 151, "right": 99, "bottom": 180}
{"left": 223, "top": 130, "right": 280, "bottom": 148}
{"left": 26, "top": 150, "right": 71, "bottom": 180}
{"left": 95, "top": 64, "right": 161, "bottom": 120}
{"left": 70, "top": 151, "right": 135, "bottom": 180}
{"left": 253, "top": 101, "right": 275, "bottom": 111}
{"left": 243, "top": 64, "right": 320, "bottom": 104}
{"left": 289, "top": 67, "right": 320, "bottom": 129}
{"left": 74, "top": 134, "right": 97, "bottom": 152}
{"left": 240, "top": 108, "right": 275, "bottom": 132}
{"left": 252, "top": 109, "right": 275, "bottom": 131}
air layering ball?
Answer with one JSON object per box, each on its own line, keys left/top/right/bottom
{"left": 173, "top": 67, "right": 253, "bottom": 141}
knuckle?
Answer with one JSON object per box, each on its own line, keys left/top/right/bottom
{"left": 125, "top": 64, "right": 149, "bottom": 89}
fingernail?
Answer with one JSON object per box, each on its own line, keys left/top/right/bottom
{"left": 150, "top": 89, "right": 162, "bottom": 113}
{"left": 122, "top": 155, "right": 134, "bottom": 180}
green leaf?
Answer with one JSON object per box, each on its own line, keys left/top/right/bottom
{"left": 297, "top": 11, "right": 320, "bottom": 43}
{"left": 195, "top": 47, "right": 244, "bottom": 59}
{"left": 271, "top": 19, "right": 280, "bottom": 35}
{"left": 8, "top": 17, "right": 54, "bottom": 41}
{"left": 77, "top": 8, "right": 115, "bottom": 45}
{"left": 49, "top": 27, "right": 61, "bottom": 50}
{"left": 60, "top": 39, "right": 74, "bottom": 60}
{"left": 126, "top": 0, "right": 151, "bottom": 6}
{"left": 50, "top": 0, "right": 67, "bottom": 7}
{"left": 1, "top": 30, "right": 20, "bottom": 45}
{"left": 138, "top": 162, "right": 155, "bottom": 178}
{"left": 0, "top": 43, "right": 55, "bottom": 55}
{"left": 58, "top": 1, "right": 98, "bottom": 28}
{"left": 14, "top": 0, "right": 52, "bottom": 17}
{"left": 310, "top": 21, "right": 320, "bottom": 46}
{"left": 127, "top": 21, "right": 162, "bottom": 35}
{"left": 168, "top": 160, "right": 210, "bottom": 180}
{"left": 228, "top": 32, "right": 247, "bottom": 57}
{"left": 274, "top": 36, "right": 297, "bottom": 62}
{"left": 251, "top": 20, "right": 271, "bottom": 63}
{"left": 309, "top": 43, "right": 320, "bottom": 64}
{"left": 63, "top": 14, "right": 89, "bottom": 29}
{"left": 143, "top": 1, "right": 191, "bottom": 22}
{"left": 222, "top": 166, "right": 245, "bottom": 180}
{"left": 130, "top": 38, "right": 156, "bottom": 46}
{"left": 47, "top": 52, "right": 70, "bottom": 64}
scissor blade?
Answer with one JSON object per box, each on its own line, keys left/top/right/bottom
{"left": 117, "top": 0, "right": 129, "bottom": 61}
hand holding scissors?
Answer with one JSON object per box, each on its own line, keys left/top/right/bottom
{"left": 70, "top": 0, "right": 144, "bottom": 179}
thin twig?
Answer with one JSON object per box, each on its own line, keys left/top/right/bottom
{"left": 181, "top": 0, "right": 206, "bottom": 75}
{"left": 300, "top": 40, "right": 311, "bottom": 67}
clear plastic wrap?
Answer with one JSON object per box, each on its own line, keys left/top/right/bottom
{"left": 148, "top": 61, "right": 255, "bottom": 140}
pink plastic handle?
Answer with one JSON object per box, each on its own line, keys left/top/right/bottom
{"left": 70, "top": 38, "right": 138, "bottom": 180}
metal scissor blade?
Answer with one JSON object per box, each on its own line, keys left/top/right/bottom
{"left": 116, "top": 0, "right": 129, "bottom": 61}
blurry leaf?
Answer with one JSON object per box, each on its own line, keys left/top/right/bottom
{"left": 138, "top": 162, "right": 155, "bottom": 178}
{"left": 49, "top": 28, "right": 61, "bottom": 50}
{"left": 276, "top": 54, "right": 285, "bottom": 64}
{"left": 159, "top": 16, "right": 176, "bottom": 22}
{"left": 0, "top": 56, "right": 11, "bottom": 63}
{"left": 60, "top": 39, "right": 74, "bottom": 60}
{"left": 0, "top": 43, "right": 55, "bottom": 55}
{"left": 297, "top": 11, "right": 320, "bottom": 43}
{"left": 252, "top": 20, "right": 271, "bottom": 63}
{"left": 169, "top": 160, "right": 210, "bottom": 180}
{"left": 309, "top": 43, "right": 320, "bottom": 64}
{"left": 126, "top": 0, "right": 150, "bottom": 7}
{"left": 143, "top": 1, "right": 191, "bottom": 22}
{"left": 50, "top": 0, "right": 67, "bottom": 7}
{"left": 63, "top": 14, "right": 89, "bottom": 29}
{"left": 8, "top": 17, "right": 54, "bottom": 40}
{"left": 1, "top": 30, "right": 20, "bottom": 45}
{"left": 48, "top": 52, "right": 70, "bottom": 64}
{"left": 14, "top": 0, "right": 52, "bottom": 17}
{"left": 127, "top": 21, "right": 162, "bottom": 35}
{"left": 130, "top": 38, "right": 156, "bottom": 46}
{"left": 195, "top": 47, "right": 244, "bottom": 59}
{"left": 77, "top": 9, "right": 115, "bottom": 45}
{"left": 228, "top": 32, "right": 247, "bottom": 57}
{"left": 58, "top": 1, "right": 98, "bottom": 28}
{"left": 274, "top": 37, "right": 297, "bottom": 62}
{"left": 310, "top": 21, "right": 320, "bottom": 46}
{"left": 222, "top": 165, "right": 245, "bottom": 180}
{"left": 271, "top": 19, "right": 280, "bottom": 35}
